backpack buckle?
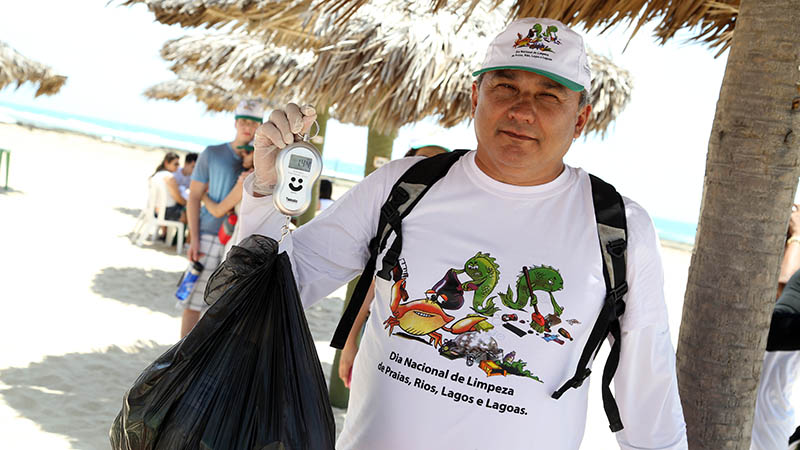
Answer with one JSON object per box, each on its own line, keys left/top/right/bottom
{"left": 605, "top": 281, "right": 628, "bottom": 317}
{"left": 380, "top": 202, "right": 401, "bottom": 224}
{"left": 606, "top": 238, "right": 626, "bottom": 258}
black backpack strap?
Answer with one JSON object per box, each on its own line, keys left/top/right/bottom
{"left": 551, "top": 174, "right": 628, "bottom": 433}
{"left": 330, "top": 150, "right": 468, "bottom": 349}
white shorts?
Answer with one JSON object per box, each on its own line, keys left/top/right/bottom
{"left": 179, "top": 233, "right": 225, "bottom": 312}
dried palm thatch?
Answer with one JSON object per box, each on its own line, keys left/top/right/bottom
{"left": 299, "top": 1, "right": 632, "bottom": 134}
{"left": 125, "top": 0, "right": 740, "bottom": 54}
{"left": 586, "top": 51, "right": 633, "bottom": 137}
{"left": 144, "top": 71, "right": 244, "bottom": 111}
{"left": 123, "top": 0, "right": 325, "bottom": 49}
{"left": 320, "top": 0, "right": 739, "bottom": 55}
{"left": 161, "top": 33, "right": 313, "bottom": 103}
{"left": 0, "top": 41, "right": 67, "bottom": 96}
{"left": 149, "top": 1, "right": 632, "bottom": 134}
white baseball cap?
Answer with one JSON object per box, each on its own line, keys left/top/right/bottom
{"left": 234, "top": 99, "right": 266, "bottom": 122}
{"left": 473, "top": 18, "right": 591, "bottom": 92}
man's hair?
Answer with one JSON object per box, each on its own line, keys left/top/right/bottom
{"left": 476, "top": 73, "right": 591, "bottom": 108}
{"left": 185, "top": 152, "right": 198, "bottom": 164}
{"left": 319, "top": 179, "right": 333, "bottom": 199}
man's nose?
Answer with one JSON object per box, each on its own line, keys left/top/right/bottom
{"left": 507, "top": 96, "right": 537, "bottom": 123}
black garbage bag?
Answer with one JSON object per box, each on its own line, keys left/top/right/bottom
{"left": 110, "top": 235, "right": 336, "bottom": 450}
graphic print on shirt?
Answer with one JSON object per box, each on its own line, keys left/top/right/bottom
{"left": 498, "top": 266, "right": 565, "bottom": 333}
{"left": 381, "top": 256, "right": 588, "bottom": 384}
{"left": 452, "top": 252, "right": 501, "bottom": 316}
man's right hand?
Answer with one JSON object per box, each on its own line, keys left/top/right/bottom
{"left": 252, "top": 103, "right": 317, "bottom": 195}
{"left": 187, "top": 239, "right": 204, "bottom": 262}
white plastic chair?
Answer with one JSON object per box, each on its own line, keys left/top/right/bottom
{"left": 130, "top": 177, "right": 185, "bottom": 254}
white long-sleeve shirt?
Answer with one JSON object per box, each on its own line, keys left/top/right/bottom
{"left": 238, "top": 150, "right": 687, "bottom": 449}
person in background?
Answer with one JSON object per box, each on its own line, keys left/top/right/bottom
{"left": 150, "top": 152, "right": 184, "bottom": 222}
{"left": 180, "top": 99, "right": 265, "bottom": 338}
{"left": 201, "top": 142, "right": 255, "bottom": 257}
{"left": 318, "top": 179, "right": 334, "bottom": 211}
{"left": 338, "top": 143, "right": 450, "bottom": 388}
{"left": 751, "top": 205, "right": 800, "bottom": 450}
{"left": 403, "top": 144, "right": 450, "bottom": 158}
{"left": 171, "top": 152, "right": 198, "bottom": 201}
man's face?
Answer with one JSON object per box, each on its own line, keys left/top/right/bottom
{"left": 234, "top": 118, "right": 260, "bottom": 143}
{"left": 471, "top": 69, "right": 591, "bottom": 185}
{"left": 184, "top": 161, "right": 196, "bottom": 175}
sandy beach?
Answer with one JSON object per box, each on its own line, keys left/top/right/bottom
{"left": 0, "top": 121, "right": 695, "bottom": 449}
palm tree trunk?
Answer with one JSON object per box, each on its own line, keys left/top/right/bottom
{"left": 365, "top": 126, "right": 398, "bottom": 176}
{"left": 295, "top": 108, "right": 330, "bottom": 226}
{"left": 676, "top": 0, "right": 800, "bottom": 447}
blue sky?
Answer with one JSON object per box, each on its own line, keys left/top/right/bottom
{"left": 0, "top": 0, "right": 730, "bottom": 223}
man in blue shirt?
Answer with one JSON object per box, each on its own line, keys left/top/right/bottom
{"left": 180, "top": 99, "right": 266, "bottom": 337}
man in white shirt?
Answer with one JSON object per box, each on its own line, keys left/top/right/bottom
{"left": 238, "top": 17, "right": 688, "bottom": 449}
{"left": 171, "top": 152, "right": 197, "bottom": 200}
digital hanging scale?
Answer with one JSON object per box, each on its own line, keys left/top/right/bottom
{"left": 273, "top": 124, "right": 322, "bottom": 216}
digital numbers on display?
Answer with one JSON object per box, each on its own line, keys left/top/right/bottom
{"left": 289, "top": 154, "right": 312, "bottom": 172}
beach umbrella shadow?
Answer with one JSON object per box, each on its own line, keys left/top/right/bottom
{"left": 0, "top": 342, "right": 169, "bottom": 450}
{"left": 0, "top": 298, "right": 349, "bottom": 448}
{"left": 91, "top": 267, "right": 183, "bottom": 317}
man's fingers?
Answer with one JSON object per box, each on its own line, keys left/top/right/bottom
{"left": 286, "top": 103, "right": 304, "bottom": 134}
{"left": 258, "top": 121, "right": 289, "bottom": 150}
{"left": 268, "top": 109, "right": 294, "bottom": 146}
{"left": 300, "top": 104, "right": 317, "bottom": 136}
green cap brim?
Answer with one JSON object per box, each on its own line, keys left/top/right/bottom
{"left": 472, "top": 66, "right": 584, "bottom": 92}
{"left": 234, "top": 115, "right": 263, "bottom": 123}
{"left": 236, "top": 144, "right": 254, "bottom": 152}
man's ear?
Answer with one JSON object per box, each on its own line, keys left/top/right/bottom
{"left": 471, "top": 82, "right": 479, "bottom": 118}
{"left": 573, "top": 104, "right": 592, "bottom": 138}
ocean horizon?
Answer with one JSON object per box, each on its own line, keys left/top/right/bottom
{"left": 0, "top": 101, "right": 697, "bottom": 245}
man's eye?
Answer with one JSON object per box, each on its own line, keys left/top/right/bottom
{"left": 498, "top": 83, "right": 515, "bottom": 90}
{"left": 539, "top": 93, "right": 560, "bottom": 101}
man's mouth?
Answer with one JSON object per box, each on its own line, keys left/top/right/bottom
{"left": 500, "top": 130, "right": 535, "bottom": 140}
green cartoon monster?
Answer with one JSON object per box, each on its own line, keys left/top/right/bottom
{"left": 498, "top": 265, "right": 564, "bottom": 319}
{"left": 454, "top": 252, "right": 501, "bottom": 316}
{"left": 543, "top": 25, "right": 558, "bottom": 42}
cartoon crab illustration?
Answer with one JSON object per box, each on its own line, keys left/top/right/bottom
{"left": 383, "top": 279, "right": 455, "bottom": 348}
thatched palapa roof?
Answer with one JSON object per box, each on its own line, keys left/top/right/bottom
{"left": 0, "top": 41, "right": 67, "bottom": 96}
{"left": 323, "top": 0, "right": 740, "bottom": 55}
{"left": 160, "top": 33, "right": 313, "bottom": 103}
{"left": 141, "top": 0, "right": 633, "bottom": 134}
{"left": 144, "top": 71, "right": 244, "bottom": 111}
{"left": 125, "top": 0, "right": 739, "bottom": 54}
{"left": 123, "top": 0, "right": 325, "bottom": 49}
{"left": 298, "top": 1, "right": 632, "bottom": 134}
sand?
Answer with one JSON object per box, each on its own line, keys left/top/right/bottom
{"left": 0, "top": 121, "right": 697, "bottom": 449}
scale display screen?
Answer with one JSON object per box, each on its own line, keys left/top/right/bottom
{"left": 289, "top": 154, "right": 313, "bottom": 172}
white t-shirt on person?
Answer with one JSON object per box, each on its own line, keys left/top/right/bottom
{"left": 238, "top": 150, "right": 687, "bottom": 450}
{"left": 150, "top": 170, "right": 177, "bottom": 208}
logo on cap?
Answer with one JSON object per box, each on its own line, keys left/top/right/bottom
{"left": 513, "top": 23, "right": 562, "bottom": 53}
